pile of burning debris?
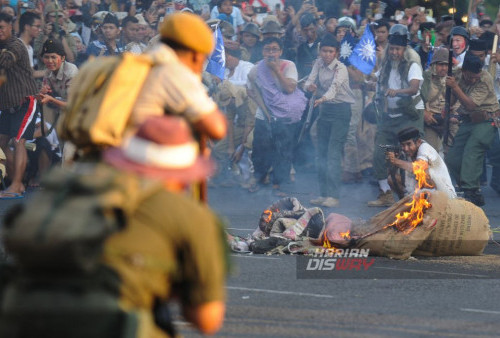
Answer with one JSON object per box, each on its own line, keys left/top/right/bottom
{"left": 228, "top": 161, "right": 491, "bottom": 259}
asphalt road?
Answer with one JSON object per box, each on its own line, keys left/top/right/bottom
{"left": 0, "top": 169, "right": 499, "bottom": 337}
{"left": 178, "top": 169, "right": 500, "bottom": 337}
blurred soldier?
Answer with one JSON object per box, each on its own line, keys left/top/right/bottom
{"left": 387, "top": 127, "right": 456, "bottom": 198}
{"left": 0, "top": 116, "right": 228, "bottom": 337}
{"left": 445, "top": 52, "right": 500, "bottom": 206}
{"left": 131, "top": 13, "right": 227, "bottom": 141}
{"left": 368, "top": 24, "right": 425, "bottom": 207}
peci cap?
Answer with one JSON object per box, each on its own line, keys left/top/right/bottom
{"left": 398, "top": 127, "right": 421, "bottom": 143}
{"left": 468, "top": 38, "right": 488, "bottom": 52}
{"left": 160, "top": 12, "right": 214, "bottom": 54}
{"left": 462, "top": 52, "right": 483, "bottom": 74}
{"left": 41, "top": 39, "right": 65, "bottom": 57}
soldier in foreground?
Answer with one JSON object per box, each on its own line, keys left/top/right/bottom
{"left": 0, "top": 116, "right": 228, "bottom": 337}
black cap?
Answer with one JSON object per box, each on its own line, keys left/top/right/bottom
{"left": 398, "top": 127, "right": 420, "bottom": 143}
{"left": 389, "top": 34, "right": 407, "bottom": 47}
{"left": 41, "top": 39, "right": 65, "bottom": 57}
{"left": 462, "top": 52, "right": 483, "bottom": 74}
{"left": 320, "top": 33, "right": 339, "bottom": 49}
{"left": 468, "top": 39, "right": 488, "bottom": 52}
{"left": 480, "top": 31, "right": 495, "bottom": 50}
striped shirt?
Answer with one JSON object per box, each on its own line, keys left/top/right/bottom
{"left": 0, "top": 36, "right": 37, "bottom": 110}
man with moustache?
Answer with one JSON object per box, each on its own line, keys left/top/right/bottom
{"left": 368, "top": 24, "right": 425, "bottom": 207}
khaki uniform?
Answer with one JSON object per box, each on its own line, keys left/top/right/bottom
{"left": 445, "top": 70, "right": 500, "bottom": 190}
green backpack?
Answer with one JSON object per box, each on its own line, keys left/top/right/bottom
{"left": 2, "top": 163, "right": 162, "bottom": 273}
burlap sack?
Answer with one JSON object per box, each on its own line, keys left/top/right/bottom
{"left": 414, "top": 195, "right": 491, "bottom": 256}
{"left": 354, "top": 192, "right": 444, "bottom": 260}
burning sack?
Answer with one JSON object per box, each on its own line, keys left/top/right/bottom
{"left": 414, "top": 194, "right": 491, "bottom": 256}
{"left": 258, "top": 198, "right": 306, "bottom": 235}
{"left": 354, "top": 191, "right": 490, "bottom": 259}
{"left": 354, "top": 190, "right": 448, "bottom": 260}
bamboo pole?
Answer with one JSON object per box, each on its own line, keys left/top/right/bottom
{"left": 489, "top": 34, "right": 498, "bottom": 78}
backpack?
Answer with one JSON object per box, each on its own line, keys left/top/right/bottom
{"left": 2, "top": 163, "right": 162, "bottom": 273}
{"left": 57, "top": 52, "right": 154, "bottom": 150}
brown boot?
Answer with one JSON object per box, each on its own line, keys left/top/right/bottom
{"left": 367, "top": 190, "right": 395, "bottom": 207}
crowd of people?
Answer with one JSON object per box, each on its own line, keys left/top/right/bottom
{"left": 0, "top": 0, "right": 499, "bottom": 207}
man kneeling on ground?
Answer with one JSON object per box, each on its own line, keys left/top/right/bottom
{"left": 386, "top": 127, "right": 457, "bottom": 199}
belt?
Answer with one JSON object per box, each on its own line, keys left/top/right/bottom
{"left": 386, "top": 109, "right": 403, "bottom": 118}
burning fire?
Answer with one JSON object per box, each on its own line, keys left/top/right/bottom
{"left": 322, "top": 231, "right": 333, "bottom": 249}
{"left": 386, "top": 160, "right": 433, "bottom": 234}
{"left": 263, "top": 209, "right": 280, "bottom": 223}
{"left": 322, "top": 230, "right": 351, "bottom": 248}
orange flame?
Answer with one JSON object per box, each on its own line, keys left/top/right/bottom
{"left": 339, "top": 230, "right": 351, "bottom": 240}
{"left": 322, "top": 231, "right": 334, "bottom": 249}
{"left": 263, "top": 210, "right": 272, "bottom": 223}
{"left": 385, "top": 160, "right": 433, "bottom": 234}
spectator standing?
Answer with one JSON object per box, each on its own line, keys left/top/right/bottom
{"left": 247, "top": 37, "right": 307, "bottom": 195}
{"left": 306, "top": 35, "right": 355, "bottom": 208}
{"left": 121, "top": 15, "right": 146, "bottom": 54}
{"left": 0, "top": 13, "right": 38, "bottom": 198}
{"left": 368, "top": 24, "right": 425, "bottom": 207}
{"left": 296, "top": 13, "right": 319, "bottom": 81}
{"left": 18, "top": 11, "right": 41, "bottom": 69}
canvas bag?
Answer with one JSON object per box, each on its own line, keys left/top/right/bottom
{"left": 58, "top": 53, "right": 154, "bottom": 149}
{"left": 2, "top": 163, "right": 161, "bottom": 273}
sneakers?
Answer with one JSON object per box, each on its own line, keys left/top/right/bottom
{"left": 367, "top": 190, "right": 395, "bottom": 207}
{"left": 321, "top": 197, "right": 339, "bottom": 208}
{"left": 310, "top": 196, "right": 326, "bottom": 205}
{"left": 310, "top": 196, "right": 339, "bottom": 207}
{"left": 463, "top": 189, "right": 485, "bottom": 207}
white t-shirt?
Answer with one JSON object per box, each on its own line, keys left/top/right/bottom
{"left": 404, "top": 142, "right": 457, "bottom": 199}
{"left": 20, "top": 38, "right": 34, "bottom": 68}
{"left": 386, "top": 62, "right": 424, "bottom": 110}
{"left": 210, "top": 6, "right": 245, "bottom": 34}
{"left": 225, "top": 60, "right": 253, "bottom": 87}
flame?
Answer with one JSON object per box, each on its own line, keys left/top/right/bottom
{"left": 385, "top": 160, "right": 433, "bottom": 234}
{"left": 322, "top": 231, "right": 333, "bottom": 249}
{"left": 339, "top": 230, "right": 351, "bottom": 240}
{"left": 263, "top": 208, "right": 280, "bottom": 223}
{"left": 263, "top": 210, "right": 272, "bottom": 223}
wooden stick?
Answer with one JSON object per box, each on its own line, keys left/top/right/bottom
{"left": 489, "top": 34, "right": 498, "bottom": 78}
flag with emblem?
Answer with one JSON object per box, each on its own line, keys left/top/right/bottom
{"left": 348, "top": 25, "right": 377, "bottom": 75}
{"left": 206, "top": 27, "right": 225, "bottom": 79}
{"left": 339, "top": 33, "right": 357, "bottom": 66}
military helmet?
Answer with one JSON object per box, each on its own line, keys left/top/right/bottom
{"left": 389, "top": 24, "right": 410, "bottom": 40}
{"left": 430, "top": 47, "right": 449, "bottom": 64}
{"left": 450, "top": 26, "right": 469, "bottom": 40}
{"left": 242, "top": 22, "right": 260, "bottom": 37}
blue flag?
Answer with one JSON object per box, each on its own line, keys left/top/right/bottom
{"left": 339, "top": 33, "right": 357, "bottom": 66}
{"left": 348, "top": 26, "right": 377, "bottom": 75}
{"left": 206, "top": 27, "right": 225, "bottom": 79}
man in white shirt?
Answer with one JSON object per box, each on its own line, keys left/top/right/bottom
{"left": 18, "top": 11, "right": 43, "bottom": 78}
{"left": 224, "top": 48, "right": 253, "bottom": 86}
{"left": 387, "top": 127, "right": 457, "bottom": 199}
